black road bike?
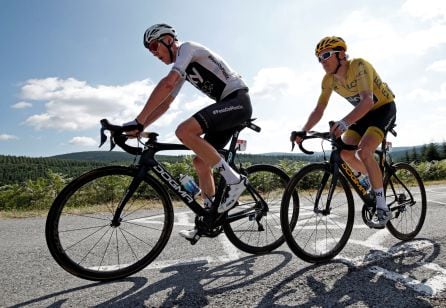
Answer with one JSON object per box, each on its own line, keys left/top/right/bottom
{"left": 46, "top": 119, "right": 294, "bottom": 281}
{"left": 280, "top": 123, "right": 426, "bottom": 263}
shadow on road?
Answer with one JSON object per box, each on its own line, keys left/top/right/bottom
{"left": 257, "top": 238, "right": 440, "bottom": 307}
{"left": 10, "top": 238, "right": 441, "bottom": 307}
{"left": 11, "top": 251, "right": 293, "bottom": 307}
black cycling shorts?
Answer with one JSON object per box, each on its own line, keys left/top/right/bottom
{"left": 347, "top": 101, "right": 396, "bottom": 141}
{"left": 193, "top": 89, "right": 252, "bottom": 149}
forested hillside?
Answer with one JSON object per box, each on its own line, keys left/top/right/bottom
{"left": 0, "top": 155, "right": 109, "bottom": 185}
{"left": 1, "top": 141, "right": 445, "bottom": 186}
{"left": 0, "top": 152, "right": 316, "bottom": 186}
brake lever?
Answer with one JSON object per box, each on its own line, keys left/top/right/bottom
{"left": 290, "top": 131, "right": 298, "bottom": 151}
{"left": 99, "top": 127, "right": 107, "bottom": 148}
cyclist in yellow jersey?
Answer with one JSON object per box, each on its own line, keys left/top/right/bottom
{"left": 293, "top": 36, "right": 396, "bottom": 228}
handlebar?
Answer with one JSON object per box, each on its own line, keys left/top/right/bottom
{"left": 99, "top": 119, "right": 145, "bottom": 155}
{"left": 290, "top": 121, "right": 398, "bottom": 155}
{"left": 290, "top": 121, "right": 357, "bottom": 155}
{"left": 99, "top": 118, "right": 261, "bottom": 156}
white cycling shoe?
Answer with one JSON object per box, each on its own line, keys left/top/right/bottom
{"left": 218, "top": 175, "right": 248, "bottom": 213}
{"left": 179, "top": 228, "right": 199, "bottom": 240}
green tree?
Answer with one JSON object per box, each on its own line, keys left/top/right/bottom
{"left": 411, "top": 147, "right": 418, "bottom": 162}
{"left": 442, "top": 141, "right": 446, "bottom": 159}
{"left": 419, "top": 144, "right": 428, "bottom": 161}
{"left": 425, "top": 143, "right": 441, "bottom": 162}
{"left": 404, "top": 151, "right": 411, "bottom": 163}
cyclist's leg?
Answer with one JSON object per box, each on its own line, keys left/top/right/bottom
{"left": 357, "top": 128, "right": 384, "bottom": 190}
{"left": 187, "top": 89, "right": 252, "bottom": 212}
{"left": 340, "top": 130, "right": 367, "bottom": 175}
{"left": 175, "top": 117, "right": 221, "bottom": 167}
{"left": 192, "top": 156, "right": 215, "bottom": 206}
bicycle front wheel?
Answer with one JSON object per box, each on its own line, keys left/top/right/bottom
{"left": 223, "top": 164, "right": 293, "bottom": 254}
{"left": 384, "top": 162, "right": 426, "bottom": 240}
{"left": 281, "top": 163, "right": 354, "bottom": 263}
{"left": 45, "top": 166, "right": 174, "bottom": 281}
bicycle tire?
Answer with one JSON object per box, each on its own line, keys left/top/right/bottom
{"left": 384, "top": 162, "right": 427, "bottom": 241}
{"left": 45, "top": 166, "right": 174, "bottom": 281}
{"left": 222, "top": 164, "right": 295, "bottom": 254}
{"left": 280, "top": 163, "right": 354, "bottom": 263}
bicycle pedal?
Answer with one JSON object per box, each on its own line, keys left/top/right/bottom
{"left": 186, "top": 234, "right": 201, "bottom": 245}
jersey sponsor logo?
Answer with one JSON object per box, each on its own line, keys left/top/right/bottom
{"left": 186, "top": 62, "right": 225, "bottom": 100}
{"left": 188, "top": 67, "right": 204, "bottom": 84}
{"left": 356, "top": 62, "right": 368, "bottom": 78}
{"left": 374, "top": 76, "right": 395, "bottom": 100}
{"left": 346, "top": 79, "right": 357, "bottom": 90}
{"left": 345, "top": 94, "right": 361, "bottom": 106}
{"left": 153, "top": 165, "right": 194, "bottom": 203}
{"left": 208, "top": 55, "right": 230, "bottom": 79}
{"left": 212, "top": 105, "right": 243, "bottom": 115}
{"left": 340, "top": 162, "right": 368, "bottom": 196}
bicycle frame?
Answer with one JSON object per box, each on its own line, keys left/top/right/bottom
{"left": 109, "top": 123, "right": 268, "bottom": 229}
{"left": 322, "top": 133, "right": 414, "bottom": 212}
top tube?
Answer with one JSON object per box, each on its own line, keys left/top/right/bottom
{"left": 99, "top": 118, "right": 260, "bottom": 156}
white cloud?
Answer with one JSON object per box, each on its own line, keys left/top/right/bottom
{"left": 250, "top": 67, "right": 318, "bottom": 100}
{"left": 20, "top": 77, "right": 156, "bottom": 131}
{"left": 0, "top": 134, "right": 18, "bottom": 141}
{"left": 427, "top": 59, "right": 446, "bottom": 72}
{"left": 405, "top": 82, "right": 446, "bottom": 102}
{"left": 11, "top": 101, "right": 32, "bottom": 109}
{"left": 402, "top": 0, "right": 446, "bottom": 22}
{"left": 69, "top": 136, "right": 97, "bottom": 147}
{"left": 335, "top": 9, "right": 446, "bottom": 60}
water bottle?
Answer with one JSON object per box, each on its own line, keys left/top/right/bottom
{"left": 179, "top": 174, "right": 201, "bottom": 198}
{"left": 358, "top": 175, "right": 370, "bottom": 191}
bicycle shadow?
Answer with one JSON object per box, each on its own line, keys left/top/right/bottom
{"left": 257, "top": 238, "right": 440, "bottom": 307}
{"left": 10, "top": 251, "right": 293, "bottom": 307}
{"left": 97, "top": 251, "right": 293, "bottom": 307}
{"left": 9, "top": 277, "right": 148, "bottom": 308}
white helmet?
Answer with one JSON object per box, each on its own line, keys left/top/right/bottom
{"left": 143, "top": 24, "right": 177, "bottom": 49}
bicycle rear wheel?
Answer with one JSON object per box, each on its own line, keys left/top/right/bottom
{"left": 384, "top": 162, "right": 426, "bottom": 240}
{"left": 280, "top": 163, "right": 354, "bottom": 263}
{"left": 45, "top": 166, "right": 174, "bottom": 281}
{"left": 223, "top": 164, "right": 294, "bottom": 254}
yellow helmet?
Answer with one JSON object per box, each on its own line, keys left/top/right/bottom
{"left": 315, "top": 36, "right": 347, "bottom": 55}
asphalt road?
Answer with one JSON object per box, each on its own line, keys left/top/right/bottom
{"left": 1, "top": 184, "right": 445, "bottom": 307}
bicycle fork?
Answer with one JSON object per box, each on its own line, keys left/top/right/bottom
{"left": 312, "top": 165, "right": 337, "bottom": 215}
{"left": 111, "top": 166, "right": 147, "bottom": 227}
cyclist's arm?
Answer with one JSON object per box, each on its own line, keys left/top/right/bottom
{"left": 136, "top": 70, "right": 183, "bottom": 127}
{"left": 341, "top": 90, "right": 374, "bottom": 125}
{"left": 302, "top": 101, "right": 327, "bottom": 132}
{"left": 302, "top": 76, "right": 332, "bottom": 132}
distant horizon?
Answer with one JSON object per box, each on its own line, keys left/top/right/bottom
{"left": 0, "top": 141, "right": 440, "bottom": 159}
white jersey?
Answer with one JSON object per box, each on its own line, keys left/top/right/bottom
{"left": 171, "top": 41, "right": 248, "bottom": 101}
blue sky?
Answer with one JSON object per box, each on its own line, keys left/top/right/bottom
{"left": 1, "top": 0, "right": 446, "bottom": 157}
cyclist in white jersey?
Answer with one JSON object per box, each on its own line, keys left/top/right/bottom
{"left": 123, "top": 24, "right": 252, "bottom": 240}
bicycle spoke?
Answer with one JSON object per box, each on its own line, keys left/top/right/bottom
{"left": 385, "top": 163, "right": 426, "bottom": 240}
{"left": 46, "top": 167, "right": 173, "bottom": 280}
{"left": 281, "top": 163, "right": 354, "bottom": 262}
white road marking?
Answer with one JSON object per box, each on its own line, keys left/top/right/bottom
{"left": 176, "top": 211, "right": 195, "bottom": 227}
{"left": 429, "top": 199, "right": 446, "bottom": 205}
{"left": 340, "top": 235, "right": 446, "bottom": 296}
{"left": 218, "top": 234, "right": 240, "bottom": 262}
{"left": 369, "top": 266, "right": 435, "bottom": 295}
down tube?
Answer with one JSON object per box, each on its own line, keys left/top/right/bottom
{"left": 151, "top": 163, "right": 207, "bottom": 216}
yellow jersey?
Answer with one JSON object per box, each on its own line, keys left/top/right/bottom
{"left": 318, "top": 58, "right": 395, "bottom": 110}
